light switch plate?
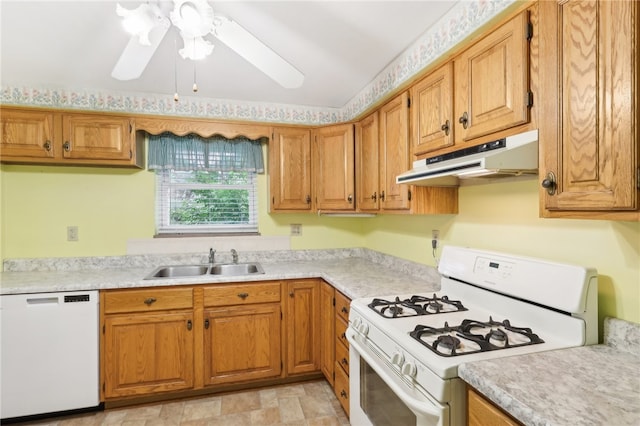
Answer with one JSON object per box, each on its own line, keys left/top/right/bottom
{"left": 290, "top": 224, "right": 302, "bottom": 236}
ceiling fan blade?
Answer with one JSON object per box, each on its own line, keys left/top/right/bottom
{"left": 213, "top": 17, "right": 304, "bottom": 89}
{"left": 111, "top": 22, "right": 170, "bottom": 81}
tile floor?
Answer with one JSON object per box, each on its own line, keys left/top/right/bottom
{"left": 17, "top": 380, "right": 350, "bottom": 426}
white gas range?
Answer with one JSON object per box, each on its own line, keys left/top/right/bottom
{"left": 346, "top": 246, "right": 598, "bottom": 426}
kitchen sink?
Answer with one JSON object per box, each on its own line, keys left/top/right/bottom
{"left": 210, "top": 262, "right": 264, "bottom": 276}
{"left": 146, "top": 264, "right": 210, "bottom": 279}
{"left": 145, "top": 262, "right": 264, "bottom": 279}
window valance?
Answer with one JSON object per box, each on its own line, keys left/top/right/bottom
{"left": 148, "top": 132, "right": 265, "bottom": 173}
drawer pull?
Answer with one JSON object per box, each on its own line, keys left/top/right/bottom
{"left": 238, "top": 292, "right": 249, "bottom": 300}
{"left": 341, "top": 358, "right": 348, "bottom": 366}
{"left": 340, "top": 390, "right": 348, "bottom": 399}
{"left": 341, "top": 307, "right": 349, "bottom": 314}
{"left": 341, "top": 332, "right": 346, "bottom": 340}
{"left": 204, "top": 319, "right": 210, "bottom": 329}
{"left": 187, "top": 320, "right": 192, "bottom": 331}
{"left": 143, "top": 297, "right": 157, "bottom": 306}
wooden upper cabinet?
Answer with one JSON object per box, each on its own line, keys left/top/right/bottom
{"left": 0, "top": 107, "right": 143, "bottom": 167}
{"left": 62, "top": 114, "right": 133, "bottom": 161}
{"left": 313, "top": 123, "right": 355, "bottom": 211}
{"left": 0, "top": 108, "right": 56, "bottom": 159}
{"left": 269, "top": 127, "right": 312, "bottom": 212}
{"left": 539, "top": 0, "right": 639, "bottom": 219}
{"left": 355, "top": 111, "right": 380, "bottom": 212}
{"left": 412, "top": 63, "right": 454, "bottom": 156}
{"left": 454, "top": 11, "right": 531, "bottom": 143}
{"left": 379, "top": 91, "right": 411, "bottom": 211}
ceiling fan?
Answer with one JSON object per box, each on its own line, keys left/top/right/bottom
{"left": 111, "top": 0, "right": 304, "bottom": 89}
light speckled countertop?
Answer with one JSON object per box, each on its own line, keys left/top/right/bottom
{"left": 0, "top": 248, "right": 441, "bottom": 299}
{"left": 459, "top": 317, "right": 640, "bottom": 426}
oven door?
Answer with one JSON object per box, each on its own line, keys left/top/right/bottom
{"left": 348, "top": 333, "right": 449, "bottom": 426}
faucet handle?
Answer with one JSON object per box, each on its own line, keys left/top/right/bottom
{"left": 209, "top": 248, "right": 216, "bottom": 263}
{"left": 231, "top": 249, "right": 238, "bottom": 264}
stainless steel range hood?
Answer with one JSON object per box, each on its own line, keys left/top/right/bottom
{"left": 396, "top": 129, "right": 539, "bottom": 187}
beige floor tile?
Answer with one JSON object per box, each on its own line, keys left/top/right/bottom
{"left": 259, "top": 388, "right": 280, "bottom": 408}
{"left": 202, "top": 411, "right": 252, "bottom": 426}
{"left": 298, "top": 394, "right": 336, "bottom": 419}
{"left": 249, "top": 406, "right": 281, "bottom": 425}
{"left": 307, "top": 416, "right": 342, "bottom": 426}
{"left": 275, "top": 383, "right": 306, "bottom": 398}
{"left": 144, "top": 416, "right": 182, "bottom": 426}
{"left": 181, "top": 397, "right": 222, "bottom": 422}
{"left": 220, "top": 390, "right": 261, "bottom": 415}
{"left": 158, "top": 400, "right": 185, "bottom": 419}
{"left": 122, "top": 405, "right": 163, "bottom": 421}
{"left": 278, "top": 397, "right": 305, "bottom": 423}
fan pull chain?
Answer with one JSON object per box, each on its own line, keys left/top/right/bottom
{"left": 192, "top": 38, "right": 199, "bottom": 93}
{"left": 173, "top": 38, "right": 179, "bottom": 102}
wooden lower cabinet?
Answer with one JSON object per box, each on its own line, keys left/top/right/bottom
{"left": 467, "top": 387, "right": 521, "bottom": 426}
{"left": 103, "top": 311, "right": 195, "bottom": 398}
{"left": 204, "top": 303, "right": 281, "bottom": 385}
{"left": 285, "top": 279, "right": 320, "bottom": 375}
{"left": 319, "top": 281, "right": 336, "bottom": 385}
{"left": 334, "top": 359, "right": 350, "bottom": 416}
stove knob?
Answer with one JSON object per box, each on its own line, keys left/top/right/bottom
{"left": 391, "top": 351, "right": 405, "bottom": 367}
{"left": 352, "top": 318, "right": 361, "bottom": 329}
{"left": 402, "top": 362, "right": 417, "bottom": 378}
{"left": 358, "top": 322, "right": 369, "bottom": 336}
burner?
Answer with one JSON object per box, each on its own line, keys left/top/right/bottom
{"left": 410, "top": 317, "right": 545, "bottom": 357}
{"left": 434, "top": 335, "right": 461, "bottom": 355}
{"left": 368, "top": 294, "right": 467, "bottom": 318}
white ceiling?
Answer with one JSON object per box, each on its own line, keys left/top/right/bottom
{"left": 0, "top": 1, "right": 458, "bottom": 109}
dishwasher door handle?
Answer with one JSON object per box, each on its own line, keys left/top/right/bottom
{"left": 26, "top": 297, "right": 59, "bottom": 305}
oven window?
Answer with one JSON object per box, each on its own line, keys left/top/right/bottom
{"left": 360, "top": 358, "right": 417, "bottom": 425}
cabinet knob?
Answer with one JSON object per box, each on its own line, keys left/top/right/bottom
{"left": 187, "top": 320, "right": 192, "bottom": 331}
{"left": 204, "top": 319, "right": 210, "bottom": 329}
{"left": 380, "top": 191, "right": 385, "bottom": 201}
{"left": 341, "top": 306, "right": 349, "bottom": 314}
{"left": 458, "top": 112, "right": 469, "bottom": 129}
{"left": 237, "top": 292, "right": 249, "bottom": 300}
{"left": 144, "top": 297, "right": 157, "bottom": 306}
{"left": 306, "top": 195, "right": 311, "bottom": 204}
{"left": 340, "top": 390, "right": 348, "bottom": 399}
{"left": 347, "top": 194, "right": 353, "bottom": 203}
{"left": 371, "top": 192, "right": 377, "bottom": 202}
{"left": 63, "top": 141, "right": 71, "bottom": 151}
{"left": 289, "top": 292, "right": 295, "bottom": 298}
{"left": 341, "top": 357, "right": 348, "bottom": 366}
{"left": 43, "top": 140, "right": 52, "bottom": 151}
{"left": 441, "top": 120, "right": 450, "bottom": 135}
{"left": 541, "top": 172, "right": 557, "bottom": 195}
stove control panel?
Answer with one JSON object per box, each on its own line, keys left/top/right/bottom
{"left": 474, "top": 256, "right": 515, "bottom": 281}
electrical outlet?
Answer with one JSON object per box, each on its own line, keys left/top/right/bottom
{"left": 67, "top": 226, "right": 79, "bottom": 242}
{"left": 431, "top": 229, "right": 439, "bottom": 249}
{"left": 290, "top": 224, "right": 302, "bottom": 236}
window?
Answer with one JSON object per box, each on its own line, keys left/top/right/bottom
{"left": 148, "top": 133, "right": 264, "bottom": 236}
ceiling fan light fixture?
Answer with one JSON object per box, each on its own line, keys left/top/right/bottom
{"left": 178, "top": 35, "right": 214, "bottom": 60}
{"left": 170, "top": 0, "right": 215, "bottom": 38}
{"left": 116, "top": 3, "right": 162, "bottom": 45}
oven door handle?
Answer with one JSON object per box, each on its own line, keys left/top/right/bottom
{"left": 348, "top": 331, "right": 445, "bottom": 419}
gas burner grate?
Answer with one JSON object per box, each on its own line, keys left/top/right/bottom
{"left": 368, "top": 294, "right": 468, "bottom": 318}
{"left": 410, "top": 317, "right": 545, "bottom": 357}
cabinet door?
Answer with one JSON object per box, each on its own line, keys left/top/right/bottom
{"left": 454, "top": 12, "right": 531, "bottom": 142}
{"left": 203, "top": 303, "right": 281, "bottom": 385}
{"left": 468, "top": 387, "right": 520, "bottom": 426}
{"left": 319, "top": 281, "right": 335, "bottom": 385}
{"left": 61, "top": 114, "right": 133, "bottom": 161}
{"left": 379, "top": 91, "right": 411, "bottom": 211}
{"left": 539, "top": 0, "right": 638, "bottom": 214}
{"left": 286, "top": 280, "right": 320, "bottom": 375}
{"left": 313, "top": 124, "right": 355, "bottom": 210}
{"left": 103, "top": 311, "right": 194, "bottom": 398}
{"left": 412, "top": 63, "right": 454, "bottom": 156}
{"left": 0, "top": 108, "right": 56, "bottom": 159}
{"left": 270, "top": 127, "right": 313, "bottom": 211}
{"left": 356, "top": 111, "right": 380, "bottom": 211}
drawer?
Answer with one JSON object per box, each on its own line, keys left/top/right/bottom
{"left": 335, "top": 337, "right": 349, "bottom": 376}
{"left": 204, "top": 282, "right": 280, "bottom": 307}
{"left": 335, "top": 316, "right": 349, "bottom": 348}
{"left": 334, "top": 360, "right": 350, "bottom": 417}
{"left": 104, "top": 287, "right": 193, "bottom": 314}
{"left": 335, "top": 291, "right": 351, "bottom": 322}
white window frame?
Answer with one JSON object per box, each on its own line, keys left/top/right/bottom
{"left": 155, "top": 170, "right": 259, "bottom": 235}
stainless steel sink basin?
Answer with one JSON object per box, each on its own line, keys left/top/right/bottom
{"left": 145, "top": 264, "right": 210, "bottom": 279}
{"left": 145, "top": 262, "right": 264, "bottom": 279}
{"left": 210, "top": 262, "right": 264, "bottom": 276}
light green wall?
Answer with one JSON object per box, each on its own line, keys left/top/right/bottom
{"left": 1, "top": 165, "right": 638, "bottom": 326}
{"left": 362, "top": 178, "right": 640, "bottom": 326}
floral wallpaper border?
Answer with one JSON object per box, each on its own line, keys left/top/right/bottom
{"left": 1, "top": 0, "right": 514, "bottom": 126}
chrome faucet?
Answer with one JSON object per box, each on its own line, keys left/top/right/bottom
{"left": 208, "top": 248, "right": 216, "bottom": 264}
{"left": 231, "top": 249, "right": 238, "bottom": 264}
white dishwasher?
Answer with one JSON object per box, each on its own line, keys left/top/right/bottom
{"left": 0, "top": 290, "right": 100, "bottom": 420}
